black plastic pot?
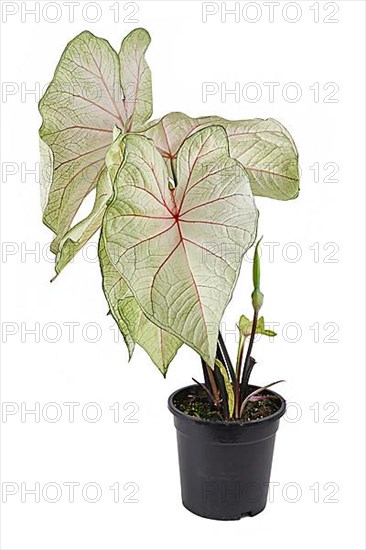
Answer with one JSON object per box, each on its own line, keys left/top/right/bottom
{"left": 168, "top": 384, "right": 286, "bottom": 520}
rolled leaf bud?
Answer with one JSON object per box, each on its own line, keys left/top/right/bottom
{"left": 252, "top": 237, "right": 262, "bottom": 289}
{"left": 252, "top": 237, "right": 263, "bottom": 311}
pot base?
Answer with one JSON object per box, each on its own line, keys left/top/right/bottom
{"left": 182, "top": 501, "right": 266, "bottom": 521}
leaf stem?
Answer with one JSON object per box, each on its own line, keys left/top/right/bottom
{"left": 240, "top": 309, "right": 258, "bottom": 401}
{"left": 201, "top": 358, "right": 220, "bottom": 406}
{"left": 214, "top": 364, "right": 229, "bottom": 420}
{"left": 234, "top": 334, "right": 246, "bottom": 419}
{"left": 218, "top": 332, "right": 236, "bottom": 385}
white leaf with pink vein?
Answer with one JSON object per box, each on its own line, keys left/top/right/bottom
{"left": 39, "top": 28, "right": 152, "bottom": 257}
{"left": 101, "top": 126, "right": 258, "bottom": 366}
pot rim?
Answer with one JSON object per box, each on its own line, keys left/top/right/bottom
{"left": 168, "top": 383, "right": 286, "bottom": 427}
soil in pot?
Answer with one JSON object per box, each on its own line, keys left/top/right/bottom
{"left": 173, "top": 384, "right": 282, "bottom": 422}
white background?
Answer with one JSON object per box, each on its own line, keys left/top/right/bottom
{"left": 1, "top": 1, "right": 365, "bottom": 549}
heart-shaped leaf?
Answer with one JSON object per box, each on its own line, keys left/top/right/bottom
{"left": 101, "top": 126, "right": 258, "bottom": 366}
{"left": 141, "top": 112, "right": 299, "bottom": 200}
{"left": 102, "top": 127, "right": 182, "bottom": 373}
{"left": 39, "top": 28, "right": 152, "bottom": 256}
{"left": 99, "top": 238, "right": 182, "bottom": 373}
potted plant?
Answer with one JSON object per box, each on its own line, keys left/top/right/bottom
{"left": 39, "top": 28, "right": 299, "bottom": 520}
{"left": 168, "top": 239, "right": 286, "bottom": 519}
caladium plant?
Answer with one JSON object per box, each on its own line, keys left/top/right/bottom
{"left": 39, "top": 28, "right": 300, "bottom": 408}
